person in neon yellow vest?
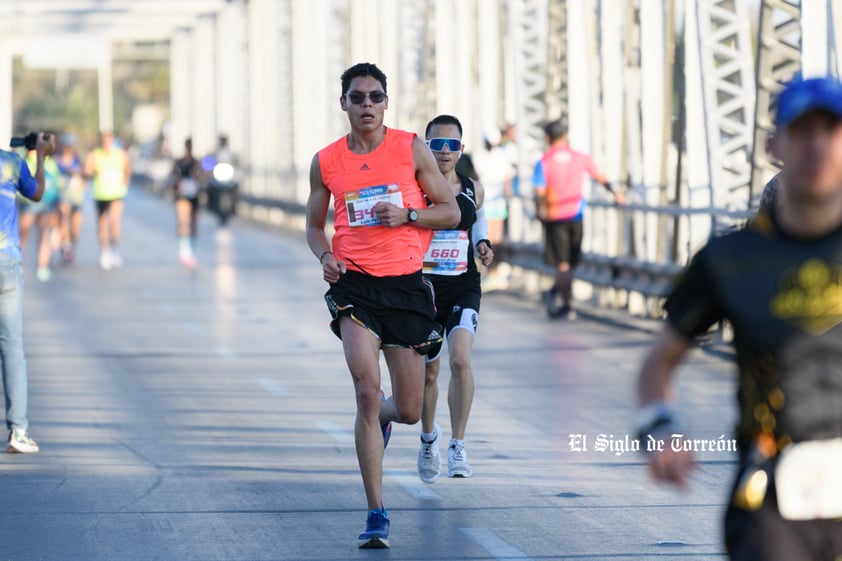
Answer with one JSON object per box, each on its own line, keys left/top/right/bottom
{"left": 84, "top": 131, "right": 130, "bottom": 270}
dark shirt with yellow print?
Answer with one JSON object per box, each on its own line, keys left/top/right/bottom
{"left": 665, "top": 208, "right": 842, "bottom": 458}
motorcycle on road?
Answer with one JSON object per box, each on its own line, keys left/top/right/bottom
{"left": 202, "top": 154, "right": 239, "bottom": 226}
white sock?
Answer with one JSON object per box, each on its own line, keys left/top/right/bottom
{"left": 450, "top": 438, "right": 464, "bottom": 449}
{"left": 179, "top": 236, "right": 192, "bottom": 255}
{"left": 421, "top": 428, "right": 437, "bottom": 443}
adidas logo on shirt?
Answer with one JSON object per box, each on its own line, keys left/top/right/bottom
{"left": 360, "top": 163, "right": 370, "bottom": 171}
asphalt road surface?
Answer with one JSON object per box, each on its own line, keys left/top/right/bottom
{"left": 0, "top": 187, "right": 738, "bottom": 560}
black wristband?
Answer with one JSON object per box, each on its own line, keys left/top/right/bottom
{"left": 476, "top": 239, "right": 492, "bottom": 251}
{"left": 319, "top": 250, "right": 333, "bottom": 264}
{"left": 635, "top": 416, "right": 675, "bottom": 444}
{"left": 603, "top": 181, "right": 615, "bottom": 194}
{"left": 632, "top": 401, "right": 677, "bottom": 453}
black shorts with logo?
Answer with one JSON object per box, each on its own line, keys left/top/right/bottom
{"left": 325, "top": 270, "right": 443, "bottom": 354}
{"left": 429, "top": 271, "right": 482, "bottom": 334}
{"left": 423, "top": 271, "right": 482, "bottom": 361}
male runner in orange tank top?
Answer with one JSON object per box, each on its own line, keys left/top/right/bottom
{"left": 305, "top": 62, "right": 459, "bottom": 549}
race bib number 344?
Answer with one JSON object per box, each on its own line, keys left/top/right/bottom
{"left": 345, "top": 184, "right": 403, "bottom": 226}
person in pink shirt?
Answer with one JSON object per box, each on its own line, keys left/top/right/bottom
{"left": 532, "top": 119, "right": 623, "bottom": 318}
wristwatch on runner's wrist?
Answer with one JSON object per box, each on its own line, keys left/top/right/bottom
{"left": 407, "top": 208, "right": 419, "bottom": 223}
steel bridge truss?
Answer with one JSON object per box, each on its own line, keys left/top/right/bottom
{"left": 694, "top": 0, "right": 756, "bottom": 220}
{"left": 750, "top": 0, "right": 801, "bottom": 201}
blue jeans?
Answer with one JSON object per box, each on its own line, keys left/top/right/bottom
{"left": 0, "top": 255, "right": 28, "bottom": 431}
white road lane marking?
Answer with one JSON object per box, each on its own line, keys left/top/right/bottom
{"left": 257, "top": 377, "right": 288, "bottom": 396}
{"left": 459, "top": 528, "right": 534, "bottom": 560}
{"left": 314, "top": 421, "right": 355, "bottom": 444}
{"left": 216, "top": 347, "right": 238, "bottom": 359}
{"left": 311, "top": 427, "right": 442, "bottom": 500}
{"left": 385, "top": 471, "right": 442, "bottom": 500}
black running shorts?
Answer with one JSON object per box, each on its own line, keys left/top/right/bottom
{"left": 429, "top": 273, "right": 481, "bottom": 334}
{"left": 424, "top": 272, "right": 481, "bottom": 361}
{"left": 325, "top": 270, "right": 443, "bottom": 354}
{"left": 544, "top": 219, "right": 583, "bottom": 268}
{"left": 95, "top": 199, "right": 123, "bottom": 216}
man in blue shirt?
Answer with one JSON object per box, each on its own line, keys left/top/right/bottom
{"left": 0, "top": 132, "right": 55, "bottom": 453}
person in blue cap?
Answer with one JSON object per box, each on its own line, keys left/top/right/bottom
{"left": 634, "top": 74, "right": 842, "bottom": 560}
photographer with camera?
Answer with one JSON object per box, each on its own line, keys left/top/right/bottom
{"left": 1, "top": 131, "right": 55, "bottom": 452}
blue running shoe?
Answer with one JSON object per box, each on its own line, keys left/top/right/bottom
{"left": 382, "top": 419, "right": 392, "bottom": 449}
{"left": 358, "top": 507, "right": 390, "bottom": 548}
{"left": 380, "top": 391, "right": 392, "bottom": 449}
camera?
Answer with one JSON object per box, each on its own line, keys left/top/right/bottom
{"left": 10, "top": 132, "right": 38, "bottom": 151}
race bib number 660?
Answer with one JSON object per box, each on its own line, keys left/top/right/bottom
{"left": 423, "top": 230, "right": 469, "bottom": 275}
{"left": 345, "top": 184, "right": 403, "bottom": 226}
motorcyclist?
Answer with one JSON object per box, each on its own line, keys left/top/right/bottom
{"left": 203, "top": 135, "right": 239, "bottom": 226}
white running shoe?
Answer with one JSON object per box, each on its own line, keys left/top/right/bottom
{"left": 99, "top": 250, "right": 113, "bottom": 271}
{"left": 36, "top": 267, "right": 52, "bottom": 282}
{"left": 416, "top": 423, "right": 442, "bottom": 483}
{"left": 111, "top": 250, "right": 123, "bottom": 269}
{"left": 448, "top": 442, "right": 473, "bottom": 478}
{"left": 179, "top": 254, "right": 198, "bottom": 269}
{"left": 7, "top": 428, "right": 39, "bottom": 453}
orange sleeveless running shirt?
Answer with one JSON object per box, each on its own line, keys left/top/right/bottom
{"left": 319, "top": 128, "right": 432, "bottom": 277}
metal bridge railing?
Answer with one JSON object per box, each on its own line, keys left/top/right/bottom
{"left": 498, "top": 194, "right": 755, "bottom": 316}
{"left": 134, "top": 161, "right": 756, "bottom": 319}
{"left": 230, "top": 185, "right": 756, "bottom": 317}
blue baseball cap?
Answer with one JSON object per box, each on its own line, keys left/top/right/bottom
{"left": 776, "top": 75, "right": 842, "bottom": 128}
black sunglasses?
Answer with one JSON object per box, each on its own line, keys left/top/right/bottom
{"left": 346, "top": 91, "right": 387, "bottom": 105}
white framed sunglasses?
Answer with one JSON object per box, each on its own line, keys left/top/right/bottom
{"left": 426, "top": 138, "right": 462, "bottom": 152}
